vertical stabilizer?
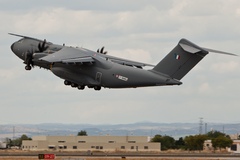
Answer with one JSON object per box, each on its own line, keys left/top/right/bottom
{"left": 152, "top": 39, "right": 209, "bottom": 80}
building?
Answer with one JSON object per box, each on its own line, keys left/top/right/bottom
{"left": 230, "top": 140, "right": 240, "bottom": 153}
{"left": 203, "top": 140, "right": 213, "bottom": 151}
{"left": 204, "top": 139, "right": 240, "bottom": 153}
{"left": 0, "top": 141, "right": 7, "bottom": 149}
{"left": 22, "top": 135, "right": 161, "bottom": 152}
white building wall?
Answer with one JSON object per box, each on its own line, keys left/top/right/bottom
{"left": 22, "top": 136, "right": 160, "bottom": 152}
{"left": 230, "top": 140, "right": 240, "bottom": 153}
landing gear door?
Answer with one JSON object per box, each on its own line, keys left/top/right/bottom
{"left": 95, "top": 72, "right": 102, "bottom": 83}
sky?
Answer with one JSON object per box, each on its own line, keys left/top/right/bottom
{"left": 0, "top": 0, "right": 239, "bottom": 125}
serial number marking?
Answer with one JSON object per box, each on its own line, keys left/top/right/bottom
{"left": 116, "top": 75, "right": 128, "bottom": 81}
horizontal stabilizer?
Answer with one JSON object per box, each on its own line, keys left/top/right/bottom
{"left": 203, "top": 47, "right": 238, "bottom": 56}
{"left": 179, "top": 38, "right": 208, "bottom": 54}
{"left": 179, "top": 43, "right": 201, "bottom": 53}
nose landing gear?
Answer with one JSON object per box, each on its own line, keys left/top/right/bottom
{"left": 24, "top": 52, "right": 33, "bottom": 71}
{"left": 25, "top": 65, "right": 32, "bottom": 70}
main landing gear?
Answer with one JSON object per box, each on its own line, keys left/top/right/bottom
{"left": 94, "top": 86, "right": 101, "bottom": 91}
{"left": 64, "top": 80, "right": 101, "bottom": 91}
{"left": 77, "top": 85, "right": 85, "bottom": 90}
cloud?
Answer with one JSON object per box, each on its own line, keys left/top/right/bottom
{"left": 111, "top": 49, "right": 152, "bottom": 63}
{"left": 0, "top": 68, "right": 22, "bottom": 81}
{"left": 170, "top": 0, "right": 224, "bottom": 17}
{"left": 211, "top": 61, "right": 239, "bottom": 73}
{"left": 198, "top": 82, "right": 211, "bottom": 94}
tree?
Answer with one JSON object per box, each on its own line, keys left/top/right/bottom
{"left": 212, "top": 135, "right": 233, "bottom": 150}
{"left": 77, "top": 130, "right": 88, "bottom": 136}
{"left": 151, "top": 135, "right": 175, "bottom": 150}
{"left": 161, "top": 135, "right": 176, "bottom": 150}
{"left": 175, "top": 137, "right": 185, "bottom": 149}
{"left": 10, "top": 134, "right": 32, "bottom": 147}
{"left": 205, "top": 130, "right": 232, "bottom": 151}
{"left": 151, "top": 134, "right": 162, "bottom": 142}
{"left": 4, "top": 138, "right": 12, "bottom": 148}
{"left": 184, "top": 134, "right": 208, "bottom": 151}
{"left": 206, "top": 131, "right": 225, "bottom": 139}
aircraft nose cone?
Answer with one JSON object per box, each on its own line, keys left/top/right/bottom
{"left": 10, "top": 42, "right": 24, "bottom": 60}
{"left": 11, "top": 43, "right": 15, "bottom": 52}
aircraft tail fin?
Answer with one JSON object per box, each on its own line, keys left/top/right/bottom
{"left": 152, "top": 39, "right": 237, "bottom": 80}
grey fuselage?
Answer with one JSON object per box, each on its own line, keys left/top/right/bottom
{"left": 10, "top": 37, "right": 181, "bottom": 89}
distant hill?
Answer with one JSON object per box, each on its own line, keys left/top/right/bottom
{"left": 1, "top": 122, "right": 240, "bottom": 140}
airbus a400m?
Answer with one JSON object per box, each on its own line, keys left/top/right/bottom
{"left": 10, "top": 33, "right": 237, "bottom": 91}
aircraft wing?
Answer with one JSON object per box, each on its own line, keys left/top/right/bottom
{"left": 9, "top": 33, "right": 53, "bottom": 44}
{"left": 40, "top": 47, "right": 95, "bottom": 64}
{"left": 61, "top": 57, "right": 94, "bottom": 63}
{"left": 40, "top": 46, "right": 154, "bottom": 67}
{"left": 102, "top": 55, "right": 155, "bottom": 68}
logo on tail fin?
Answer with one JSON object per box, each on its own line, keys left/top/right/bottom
{"left": 174, "top": 53, "right": 180, "bottom": 60}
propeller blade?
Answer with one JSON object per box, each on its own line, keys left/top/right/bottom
{"left": 38, "top": 39, "right": 48, "bottom": 52}
{"left": 41, "top": 39, "right": 46, "bottom": 49}
{"left": 97, "top": 46, "right": 108, "bottom": 54}
{"left": 38, "top": 43, "right": 42, "bottom": 52}
{"left": 100, "top": 47, "right": 104, "bottom": 53}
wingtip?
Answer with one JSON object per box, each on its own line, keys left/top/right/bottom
{"left": 8, "top": 33, "right": 25, "bottom": 38}
{"left": 8, "top": 32, "right": 14, "bottom": 35}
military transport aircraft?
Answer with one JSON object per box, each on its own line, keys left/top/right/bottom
{"left": 9, "top": 33, "right": 237, "bottom": 91}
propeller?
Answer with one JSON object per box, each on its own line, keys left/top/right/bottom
{"left": 24, "top": 39, "right": 48, "bottom": 70}
{"left": 97, "top": 46, "right": 107, "bottom": 54}
{"left": 38, "top": 39, "right": 48, "bottom": 52}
